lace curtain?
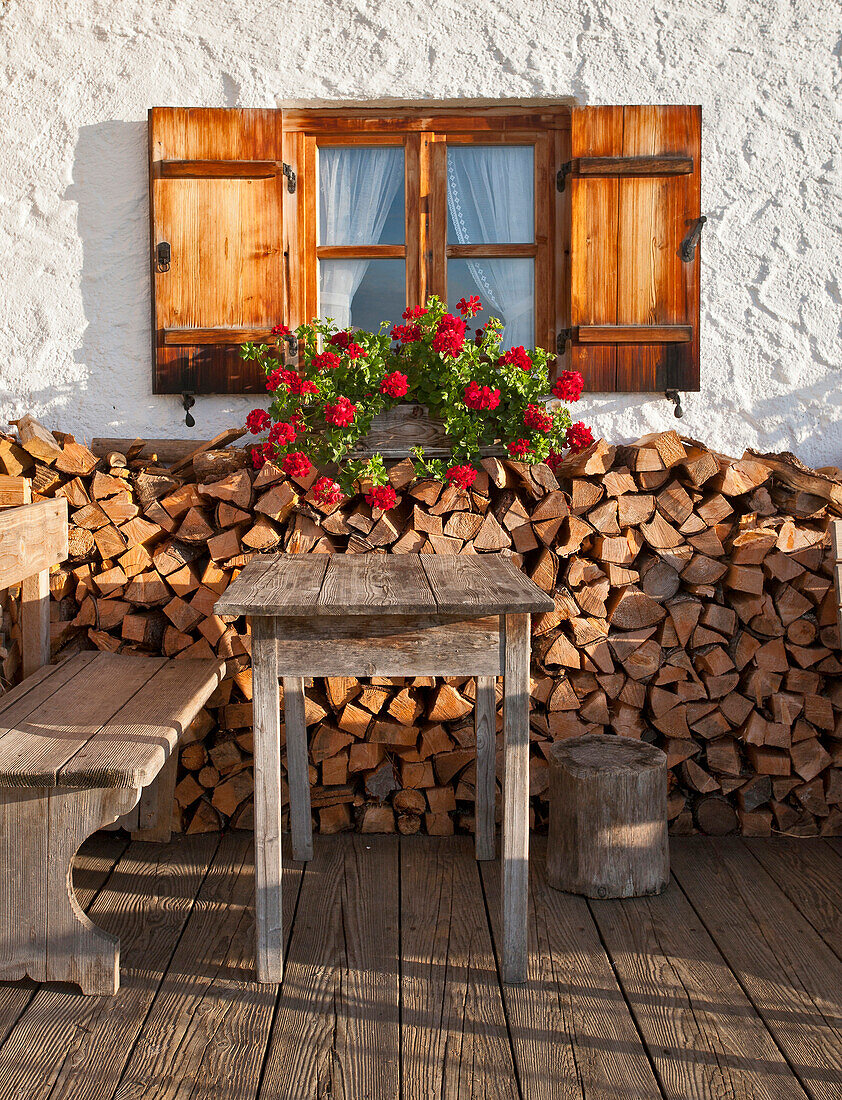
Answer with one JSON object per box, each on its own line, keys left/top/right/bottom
{"left": 318, "top": 146, "right": 404, "bottom": 328}
{"left": 446, "top": 146, "right": 534, "bottom": 348}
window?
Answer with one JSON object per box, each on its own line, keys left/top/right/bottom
{"left": 290, "top": 105, "right": 561, "bottom": 354}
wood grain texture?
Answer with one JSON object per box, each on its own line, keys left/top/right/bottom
{"left": 261, "top": 834, "right": 400, "bottom": 1099}
{"left": 672, "top": 838, "right": 842, "bottom": 1098}
{"left": 474, "top": 675, "right": 497, "bottom": 861}
{"left": 400, "top": 836, "right": 518, "bottom": 1097}
{"left": 250, "top": 614, "right": 284, "bottom": 984}
{"left": 317, "top": 553, "right": 437, "bottom": 615}
{"left": 502, "top": 613, "right": 531, "bottom": 984}
{"left": 20, "top": 568, "right": 50, "bottom": 679}
{"left": 149, "top": 107, "right": 286, "bottom": 394}
{"left": 577, "top": 324, "right": 692, "bottom": 343}
{"left": 569, "top": 105, "right": 701, "bottom": 393}
{"left": 570, "top": 154, "right": 694, "bottom": 178}
{"left": 420, "top": 554, "right": 556, "bottom": 615}
{"left": 589, "top": 867, "right": 805, "bottom": 1100}
{"left": 0, "top": 498, "right": 68, "bottom": 589}
{"left": 214, "top": 553, "right": 328, "bottom": 617}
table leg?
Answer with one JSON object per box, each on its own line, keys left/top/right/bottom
{"left": 474, "top": 675, "right": 496, "bottom": 861}
{"left": 251, "top": 616, "right": 284, "bottom": 984}
{"left": 283, "top": 676, "right": 313, "bottom": 861}
{"left": 502, "top": 613, "right": 530, "bottom": 984}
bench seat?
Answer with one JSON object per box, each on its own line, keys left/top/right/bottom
{"left": 0, "top": 651, "right": 224, "bottom": 788}
{"left": 0, "top": 650, "right": 224, "bottom": 994}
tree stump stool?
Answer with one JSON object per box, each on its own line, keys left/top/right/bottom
{"left": 548, "top": 733, "right": 669, "bottom": 899}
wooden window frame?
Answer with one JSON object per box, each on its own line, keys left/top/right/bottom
{"left": 282, "top": 104, "right": 572, "bottom": 356}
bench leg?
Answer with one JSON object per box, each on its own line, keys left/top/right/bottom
{"left": 475, "top": 675, "right": 497, "bottom": 861}
{"left": 132, "top": 752, "right": 179, "bottom": 843}
{"left": 502, "top": 613, "right": 530, "bottom": 985}
{"left": 283, "top": 676, "right": 313, "bottom": 862}
{"left": 0, "top": 784, "right": 140, "bottom": 995}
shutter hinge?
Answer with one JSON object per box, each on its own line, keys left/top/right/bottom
{"left": 556, "top": 162, "right": 573, "bottom": 192}
{"left": 556, "top": 328, "right": 575, "bottom": 355}
{"left": 679, "top": 216, "right": 706, "bottom": 262}
{"left": 282, "top": 163, "right": 296, "bottom": 193}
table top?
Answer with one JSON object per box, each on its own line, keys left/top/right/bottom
{"left": 215, "top": 553, "right": 555, "bottom": 618}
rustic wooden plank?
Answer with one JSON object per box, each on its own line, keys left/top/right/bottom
{"left": 163, "top": 326, "right": 283, "bottom": 345}
{"left": 110, "top": 832, "right": 303, "bottom": 1100}
{"left": 283, "top": 675, "right": 313, "bottom": 862}
{"left": 0, "top": 786, "right": 48, "bottom": 984}
{"left": 158, "top": 158, "right": 282, "bottom": 178}
{"left": 502, "top": 613, "right": 530, "bottom": 985}
{"left": 474, "top": 675, "right": 497, "bottom": 861}
{"left": 0, "top": 653, "right": 166, "bottom": 786}
{"left": 481, "top": 838, "right": 662, "bottom": 1099}
{"left": 316, "top": 243, "right": 407, "bottom": 259}
{"left": 0, "top": 474, "right": 31, "bottom": 508}
{"left": 0, "top": 652, "right": 98, "bottom": 725}
{"left": 132, "top": 750, "right": 179, "bottom": 842}
{"left": 20, "top": 568, "right": 50, "bottom": 678}
{"left": 401, "top": 836, "right": 518, "bottom": 1097}
{"left": 569, "top": 154, "right": 694, "bottom": 178}
{"left": 0, "top": 834, "right": 218, "bottom": 1100}
{"left": 272, "top": 614, "right": 503, "bottom": 677}
{"left": 261, "top": 834, "right": 400, "bottom": 1098}
{"left": 317, "top": 554, "right": 436, "bottom": 616}
{"left": 590, "top": 869, "right": 808, "bottom": 1100}
{"left": 166, "top": 426, "right": 247, "bottom": 474}
{"left": 421, "top": 554, "right": 556, "bottom": 615}
{"left": 742, "top": 840, "right": 842, "bottom": 964}
{"left": 671, "top": 838, "right": 842, "bottom": 1099}
{"left": 214, "top": 553, "right": 328, "bottom": 617}
{"left": 56, "top": 657, "right": 224, "bottom": 788}
{"left": 0, "top": 498, "right": 68, "bottom": 589}
{"left": 577, "top": 324, "right": 692, "bottom": 343}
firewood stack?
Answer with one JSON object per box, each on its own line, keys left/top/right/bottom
{"left": 1, "top": 415, "right": 841, "bottom": 839}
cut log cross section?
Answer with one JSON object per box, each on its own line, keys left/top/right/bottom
{"left": 215, "top": 552, "right": 553, "bottom": 986}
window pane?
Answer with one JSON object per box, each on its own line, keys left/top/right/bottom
{"left": 320, "top": 258, "right": 405, "bottom": 332}
{"left": 447, "top": 146, "right": 534, "bottom": 244}
{"left": 319, "top": 146, "right": 405, "bottom": 246}
{"left": 448, "top": 258, "right": 534, "bottom": 350}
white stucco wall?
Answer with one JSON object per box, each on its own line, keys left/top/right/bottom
{"left": 0, "top": 0, "right": 839, "bottom": 464}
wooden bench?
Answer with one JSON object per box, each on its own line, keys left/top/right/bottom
{"left": 0, "top": 499, "right": 224, "bottom": 994}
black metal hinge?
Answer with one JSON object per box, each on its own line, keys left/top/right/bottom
{"left": 556, "top": 162, "right": 573, "bottom": 192}
{"left": 282, "top": 163, "right": 296, "bottom": 193}
{"left": 556, "top": 328, "right": 575, "bottom": 355}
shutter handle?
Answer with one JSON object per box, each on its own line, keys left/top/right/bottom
{"left": 182, "top": 392, "right": 196, "bottom": 428}
{"left": 665, "top": 389, "right": 684, "bottom": 418}
{"left": 679, "top": 217, "right": 706, "bottom": 263}
{"left": 156, "top": 241, "right": 171, "bottom": 272}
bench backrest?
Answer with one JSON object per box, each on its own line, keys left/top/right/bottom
{"left": 0, "top": 498, "right": 68, "bottom": 678}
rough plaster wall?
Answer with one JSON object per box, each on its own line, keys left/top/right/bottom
{"left": 0, "top": 0, "right": 839, "bottom": 464}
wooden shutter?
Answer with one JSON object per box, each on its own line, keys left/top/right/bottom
{"left": 562, "top": 105, "right": 702, "bottom": 393}
{"left": 149, "top": 108, "right": 291, "bottom": 394}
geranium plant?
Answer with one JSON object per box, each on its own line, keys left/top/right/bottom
{"left": 241, "top": 295, "right": 591, "bottom": 508}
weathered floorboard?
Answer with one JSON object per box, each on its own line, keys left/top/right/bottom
{"left": 481, "top": 838, "right": 661, "bottom": 1099}
{"left": 400, "top": 836, "right": 518, "bottom": 1098}
{"left": 260, "top": 834, "right": 400, "bottom": 1099}
{"left": 0, "top": 835, "right": 219, "bottom": 1100}
{"left": 589, "top": 870, "right": 808, "bottom": 1099}
{"left": 671, "top": 838, "right": 842, "bottom": 1100}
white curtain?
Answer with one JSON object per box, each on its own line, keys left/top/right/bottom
{"left": 319, "top": 146, "right": 404, "bottom": 328}
{"left": 446, "top": 146, "right": 534, "bottom": 348}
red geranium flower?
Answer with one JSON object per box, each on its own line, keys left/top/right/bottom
{"left": 268, "top": 421, "right": 297, "bottom": 445}
{"left": 402, "top": 305, "right": 428, "bottom": 320}
{"left": 552, "top": 370, "right": 584, "bottom": 403}
{"left": 445, "top": 464, "right": 477, "bottom": 489}
{"left": 380, "top": 371, "right": 409, "bottom": 398}
{"left": 328, "top": 330, "right": 353, "bottom": 350}
{"left": 312, "top": 351, "right": 341, "bottom": 372}
{"left": 345, "top": 342, "right": 367, "bottom": 360}
{"left": 499, "top": 346, "right": 532, "bottom": 373}
{"left": 546, "top": 450, "right": 564, "bottom": 472}
{"left": 523, "top": 403, "right": 554, "bottom": 433}
{"left": 391, "top": 323, "right": 422, "bottom": 344}
{"left": 566, "top": 422, "right": 594, "bottom": 452}
{"left": 261, "top": 440, "right": 276, "bottom": 460}
{"left": 432, "top": 313, "right": 467, "bottom": 357}
{"left": 251, "top": 447, "right": 267, "bottom": 469}
{"left": 271, "top": 324, "right": 291, "bottom": 337}
{"left": 265, "top": 368, "right": 285, "bottom": 392}
{"left": 463, "top": 380, "right": 500, "bottom": 411}
{"left": 365, "top": 484, "right": 398, "bottom": 511}
{"left": 312, "top": 476, "right": 344, "bottom": 507}
{"left": 282, "top": 451, "right": 312, "bottom": 479}
{"left": 507, "top": 439, "right": 532, "bottom": 458}
{"left": 456, "top": 295, "right": 482, "bottom": 318}
{"left": 324, "top": 397, "right": 356, "bottom": 427}
{"left": 246, "top": 408, "right": 271, "bottom": 435}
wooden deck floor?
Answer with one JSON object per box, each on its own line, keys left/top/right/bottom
{"left": 0, "top": 833, "right": 840, "bottom": 1099}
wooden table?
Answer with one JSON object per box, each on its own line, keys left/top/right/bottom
{"left": 215, "top": 553, "right": 553, "bottom": 984}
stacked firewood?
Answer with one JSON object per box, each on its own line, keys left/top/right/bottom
{"left": 1, "top": 414, "right": 841, "bottom": 838}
